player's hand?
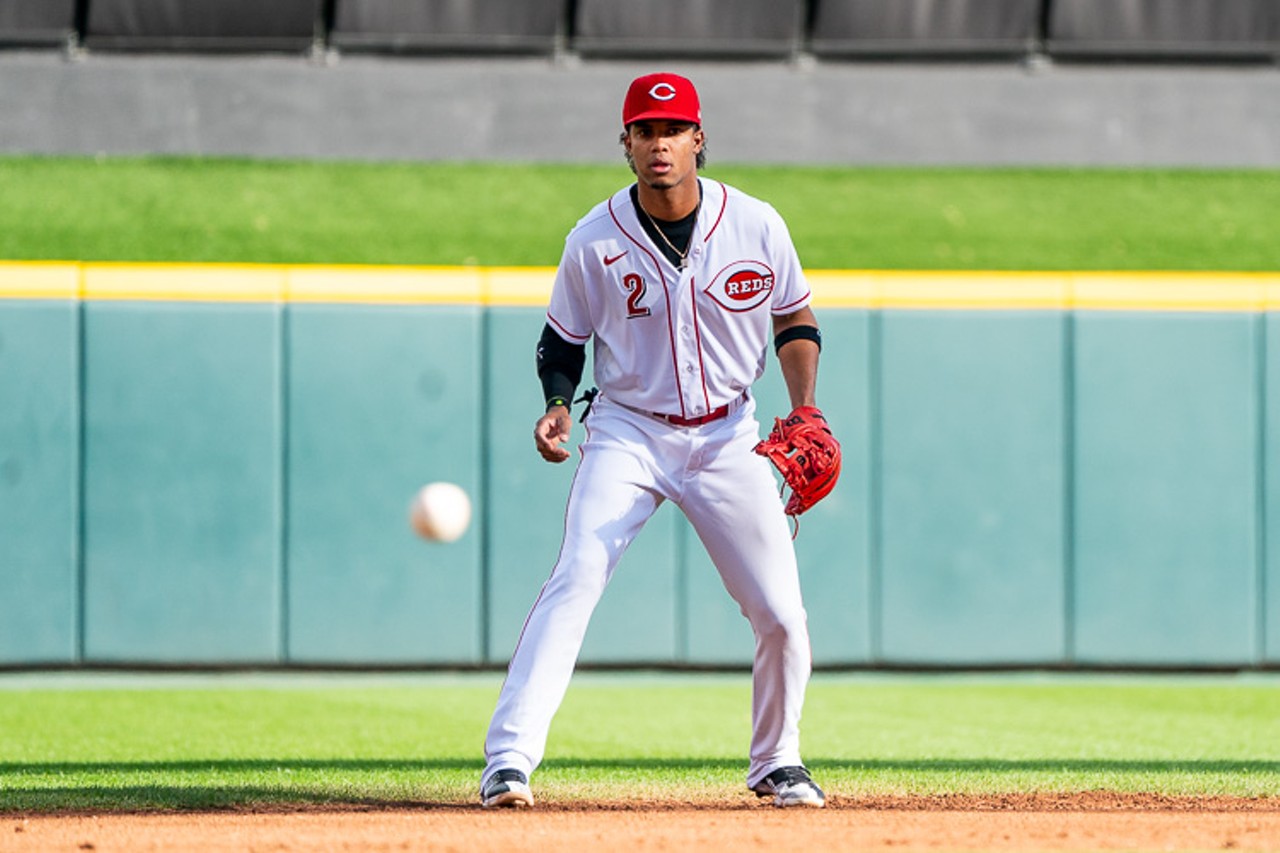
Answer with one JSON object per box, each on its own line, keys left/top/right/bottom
{"left": 534, "top": 408, "right": 573, "bottom": 463}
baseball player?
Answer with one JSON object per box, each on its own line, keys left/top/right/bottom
{"left": 480, "top": 72, "right": 837, "bottom": 809}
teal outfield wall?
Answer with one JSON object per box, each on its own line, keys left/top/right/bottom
{"left": 1, "top": 289, "right": 1276, "bottom": 668}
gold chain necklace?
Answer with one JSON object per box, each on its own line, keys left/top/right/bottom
{"left": 637, "top": 199, "right": 700, "bottom": 269}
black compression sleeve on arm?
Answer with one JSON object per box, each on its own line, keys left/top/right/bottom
{"left": 537, "top": 323, "right": 586, "bottom": 409}
{"left": 774, "top": 324, "right": 822, "bottom": 354}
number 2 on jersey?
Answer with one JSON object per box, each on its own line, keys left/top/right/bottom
{"left": 623, "top": 273, "right": 651, "bottom": 319}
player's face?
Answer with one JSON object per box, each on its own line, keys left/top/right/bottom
{"left": 624, "top": 121, "right": 704, "bottom": 191}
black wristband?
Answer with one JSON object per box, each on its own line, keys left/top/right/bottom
{"left": 774, "top": 324, "right": 822, "bottom": 354}
{"left": 541, "top": 369, "right": 577, "bottom": 410}
{"left": 546, "top": 396, "right": 569, "bottom": 411}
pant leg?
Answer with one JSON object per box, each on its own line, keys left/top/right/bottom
{"left": 679, "top": 408, "right": 812, "bottom": 788}
{"left": 483, "top": 429, "right": 662, "bottom": 786}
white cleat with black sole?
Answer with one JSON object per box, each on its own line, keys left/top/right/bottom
{"left": 481, "top": 768, "right": 534, "bottom": 809}
{"left": 751, "top": 766, "right": 826, "bottom": 808}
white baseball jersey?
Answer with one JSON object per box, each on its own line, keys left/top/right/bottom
{"left": 546, "top": 178, "right": 811, "bottom": 418}
{"left": 483, "top": 177, "right": 815, "bottom": 797}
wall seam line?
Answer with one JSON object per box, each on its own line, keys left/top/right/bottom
{"left": 278, "top": 300, "right": 291, "bottom": 663}
{"left": 74, "top": 271, "right": 87, "bottom": 663}
{"left": 868, "top": 310, "right": 883, "bottom": 663}
{"left": 479, "top": 304, "right": 492, "bottom": 663}
{"left": 1063, "top": 309, "right": 1077, "bottom": 664}
{"left": 1257, "top": 312, "right": 1268, "bottom": 663}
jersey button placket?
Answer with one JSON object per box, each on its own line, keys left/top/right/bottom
{"left": 679, "top": 240, "right": 710, "bottom": 419}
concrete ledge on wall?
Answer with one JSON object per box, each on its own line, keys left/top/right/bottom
{"left": 4, "top": 54, "right": 1279, "bottom": 167}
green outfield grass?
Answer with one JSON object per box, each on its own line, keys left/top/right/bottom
{"left": 0, "top": 673, "right": 1276, "bottom": 812}
{"left": 0, "top": 156, "right": 1276, "bottom": 270}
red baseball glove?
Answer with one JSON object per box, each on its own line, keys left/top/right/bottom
{"left": 753, "top": 405, "right": 842, "bottom": 516}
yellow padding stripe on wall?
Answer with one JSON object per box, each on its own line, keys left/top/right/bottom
{"left": 0, "top": 263, "right": 550, "bottom": 305}
{"left": 807, "top": 270, "right": 1280, "bottom": 311}
{"left": 0, "top": 262, "right": 1278, "bottom": 311}
{"left": 0, "top": 262, "right": 81, "bottom": 299}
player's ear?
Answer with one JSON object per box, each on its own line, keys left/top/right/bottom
{"left": 693, "top": 127, "right": 705, "bottom": 152}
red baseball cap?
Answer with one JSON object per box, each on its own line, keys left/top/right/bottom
{"left": 622, "top": 73, "right": 701, "bottom": 127}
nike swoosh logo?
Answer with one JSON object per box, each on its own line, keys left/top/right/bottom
{"left": 604, "top": 251, "right": 628, "bottom": 266}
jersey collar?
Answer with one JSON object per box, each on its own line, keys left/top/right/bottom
{"left": 620, "top": 178, "right": 728, "bottom": 252}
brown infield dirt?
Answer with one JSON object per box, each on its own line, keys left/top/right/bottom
{"left": 7, "top": 794, "right": 1280, "bottom": 852}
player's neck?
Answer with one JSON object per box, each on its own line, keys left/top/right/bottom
{"left": 635, "top": 177, "right": 700, "bottom": 222}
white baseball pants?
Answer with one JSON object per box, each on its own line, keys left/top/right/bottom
{"left": 482, "top": 394, "right": 812, "bottom": 791}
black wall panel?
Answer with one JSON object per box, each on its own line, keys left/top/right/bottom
{"left": 0, "top": 0, "right": 77, "bottom": 45}
{"left": 86, "top": 0, "right": 322, "bottom": 50}
{"left": 332, "top": 0, "right": 563, "bottom": 53}
{"left": 810, "top": 0, "right": 1042, "bottom": 57}
{"left": 1048, "top": 0, "right": 1280, "bottom": 58}
{"left": 8, "top": 1, "right": 1274, "bottom": 66}
{"left": 573, "top": 0, "right": 803, "bottom": 57}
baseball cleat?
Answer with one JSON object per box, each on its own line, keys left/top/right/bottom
{"left": 481, "top": 768, "right": 534, "bottom": 809}
{"left": 751, "top": 766, "right": 826, "bottom": 808}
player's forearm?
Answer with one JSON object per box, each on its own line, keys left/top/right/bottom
{"left": 537, "top": 323, "right": 587, "bottom": 411}
{"left": 778, "top": 342, "right": 819, "bottom": 410}
{"left": 773, "top": 308, "right": 821, "bottom": 409}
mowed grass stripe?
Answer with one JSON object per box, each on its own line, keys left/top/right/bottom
{"left": 0, "top": 675, "right": 1276, "bottom": 811}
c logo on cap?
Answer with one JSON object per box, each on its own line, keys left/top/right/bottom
{"left": 648, "top": 82, "right": 677, "bottom": 101}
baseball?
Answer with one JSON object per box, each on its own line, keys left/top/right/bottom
{"left": 409, "top": 482, "right": 472, "bottom": 543}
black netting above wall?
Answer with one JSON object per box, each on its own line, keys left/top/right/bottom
{"left": 1048, "top": 0, "right": 1279, "bottom": 58}
{"left": 332, "top": 0, "right": 562, "bottom": 53}
{"left": 810, "top": 0, "right": 1042, "bottom": 57}
{"left": 574, "top": 0, "right": 804, "bottom": 58}
{"left": 85, "top": 0, "right": 323, "bottom": 51}
{"left": 10, "top": 0, "right": 1278, "bottom": 62}
{"left": 0, "top": 0, "right": 77, "bottom": 45}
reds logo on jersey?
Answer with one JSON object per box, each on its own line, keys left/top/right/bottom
{"left": 704, "top": 261, "right": 776, "bottom": 312}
